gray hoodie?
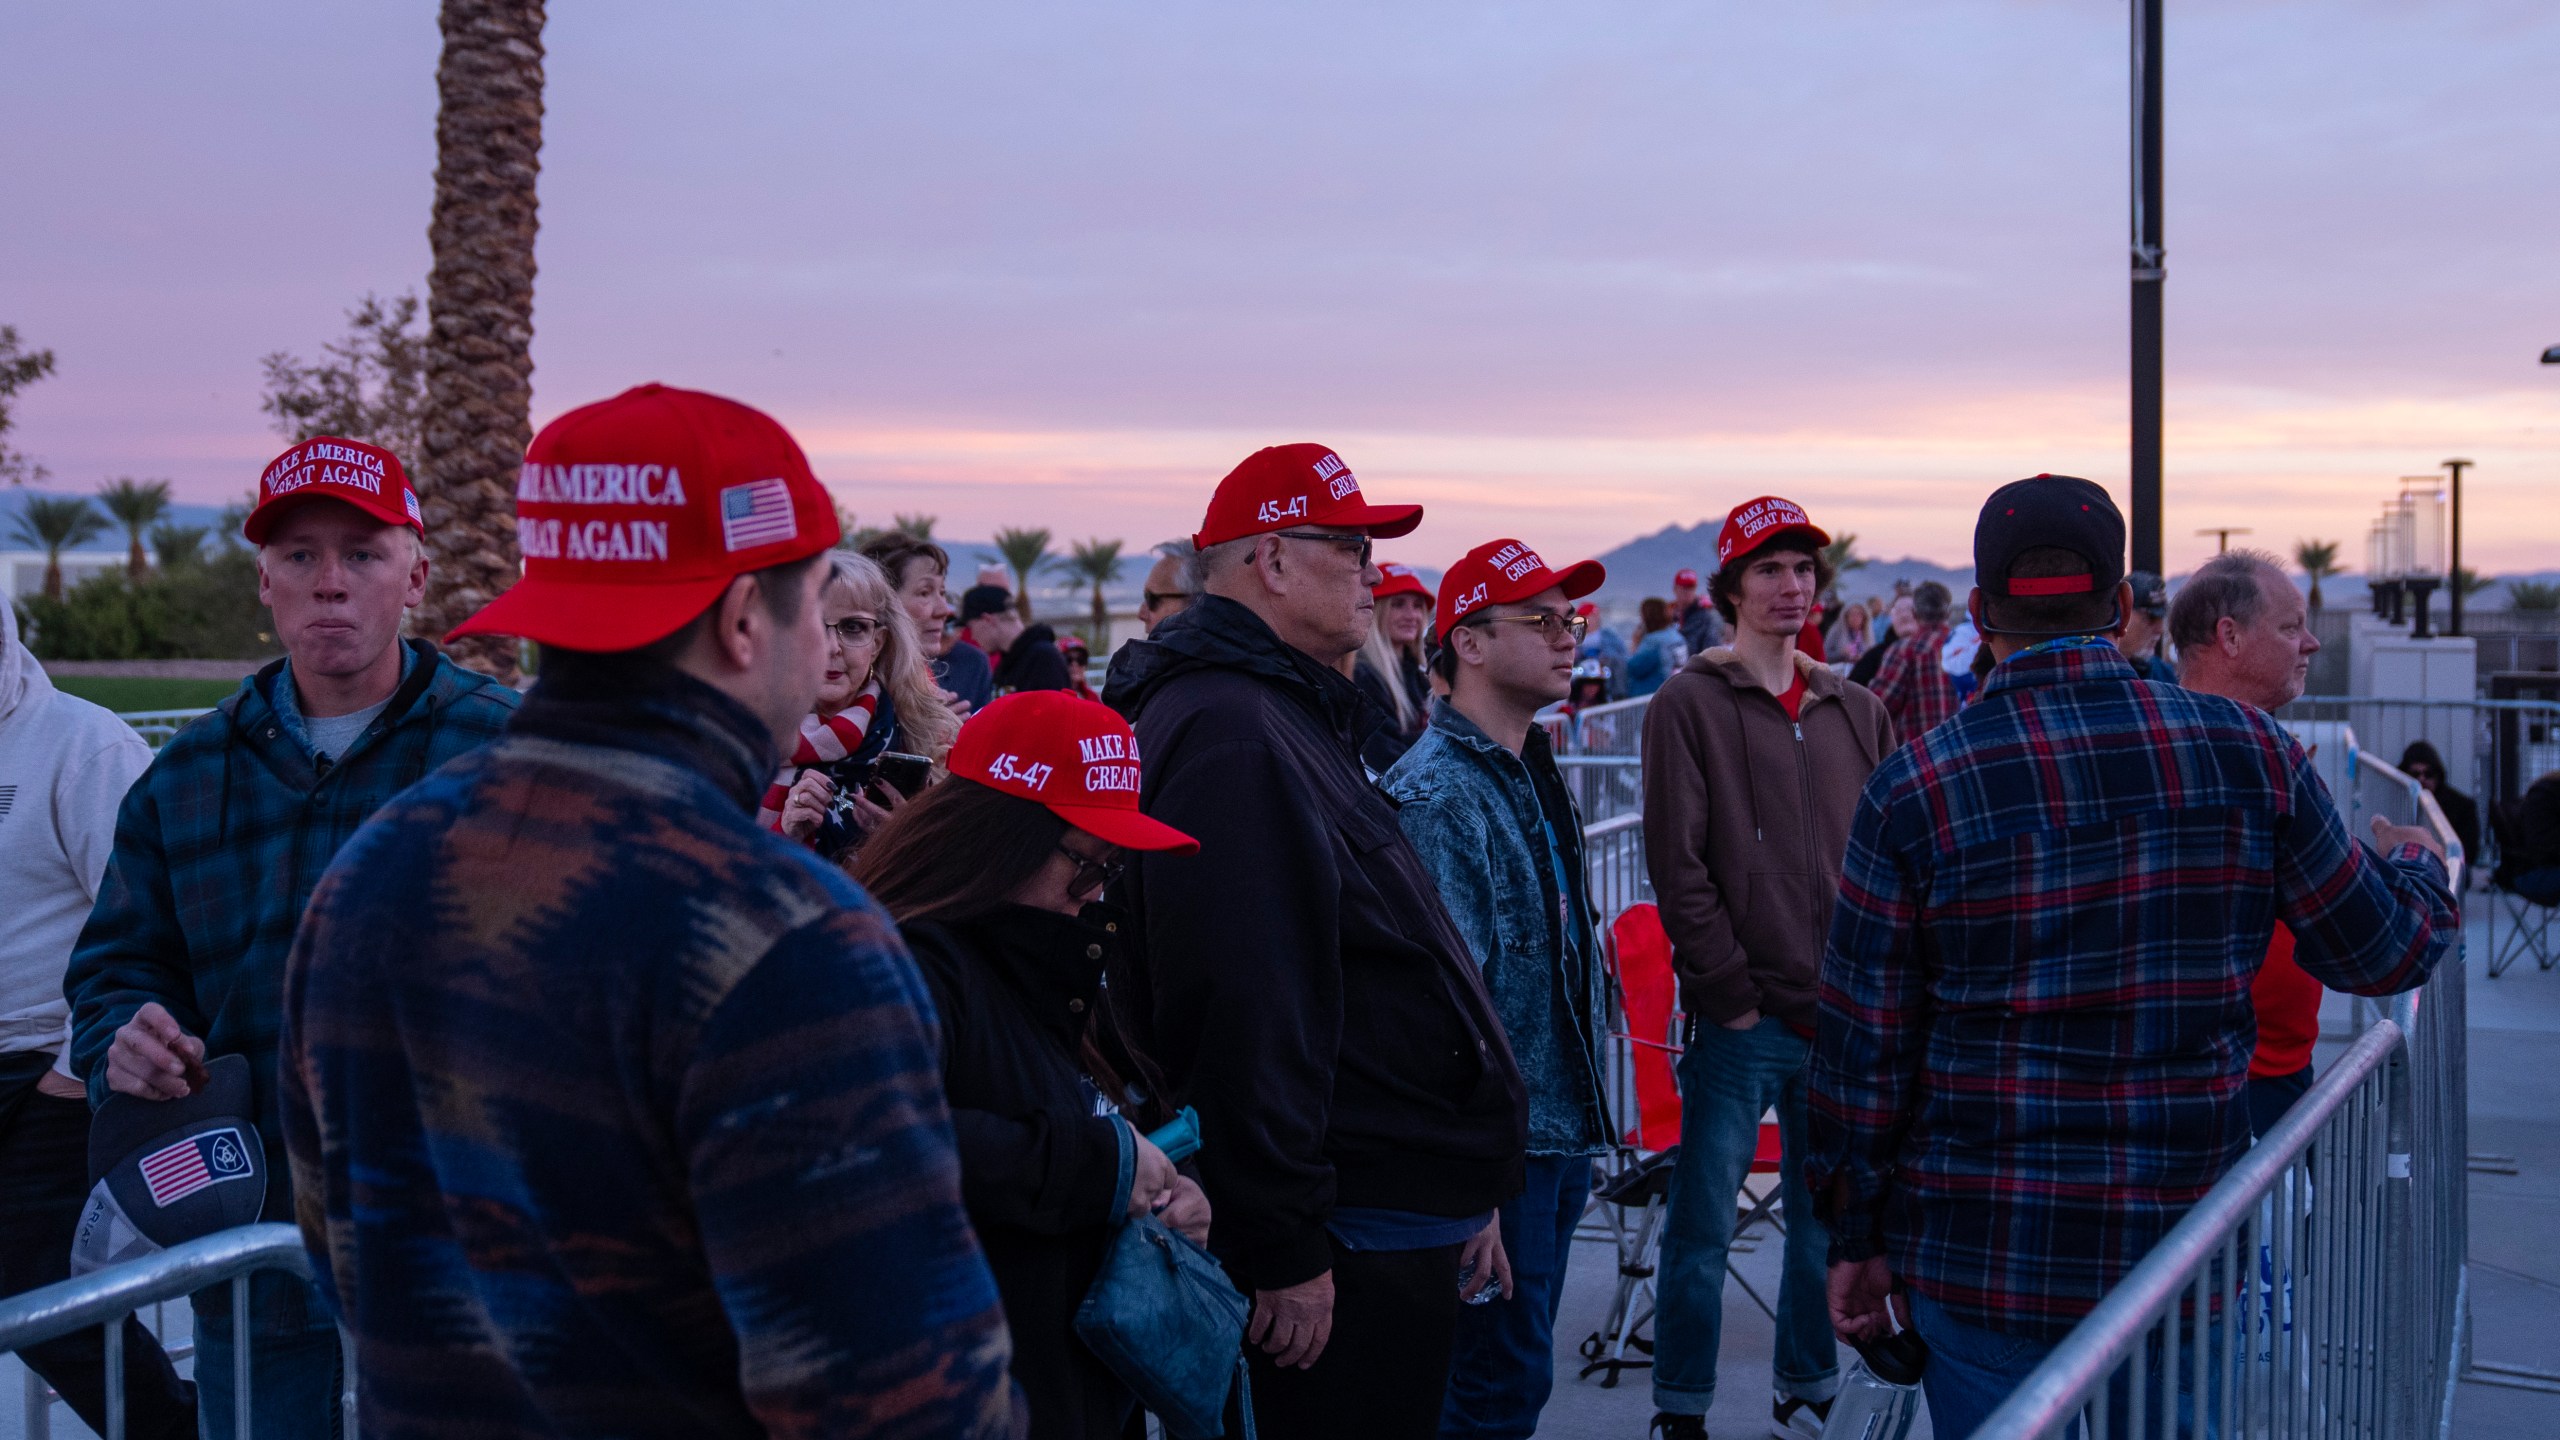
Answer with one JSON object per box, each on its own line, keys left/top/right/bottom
{"left": 0, "top": 601, "right": 153, "bottom": 1069}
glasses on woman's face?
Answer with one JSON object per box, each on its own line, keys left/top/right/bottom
{"left": 1057, "top": 839, "right": 1126, "bottom": 899}
{"left": 828, "top": 615, "right": 884, "bottom": 648}
{"left": 1461, "top": 610, "right": 1588, "bottom": 645}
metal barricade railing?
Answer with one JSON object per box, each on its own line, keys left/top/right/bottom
{"left": 2277, "top": 695, "right": 2560, "bottom": 860}
{"left": 1580, "top": 811, "right": 1654, "bottom": 1135}
{"left": 0, "top": 1223, "right": 354, "bottom": 1440}
{"left": 1547, "top": 695, "right": 1652, "bottom": 826}
{"left": 111, "top": 707, "right": 214, "bottom": 748}
{"left": 1975, "top": 747, "right": 2469, "bottom": 1440}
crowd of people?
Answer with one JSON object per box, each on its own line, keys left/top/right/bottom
{"left": 0, "top": 380, "right": 2475, "bottom": 1440}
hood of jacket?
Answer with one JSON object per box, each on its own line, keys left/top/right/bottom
{"left": 1102, "top": 592, "right": 1380, "bottom": 745}
{"left": 0, "top": 594, "right": 35, "bottom": 724}
{"left": 1684, "top": 644, "right": 1846, "bottom": 706}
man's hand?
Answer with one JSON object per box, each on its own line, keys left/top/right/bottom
{"left": 779, "top": 770, "right": 835, "bottom": 841}
{"left": 1828, "top": 1256, "right": 1895, "bottom": 1344}
{"left": 1158, "top": 1175, "right": 1211, "bottom": 1245}
{"left": 106, "top": 1003, "right": 205, "bottom": 1101}
{"left": 1127, "top": 1133, "right": 1179, "bottom": 1219}
{"left": 1459, "top": 1213, "right": 1513, "bottom": 1302}
{"left": 1249, "top": 1271, "right": 1335, "bottom": 1370}
{"left": 35, "top": 1068, "right": 86, "bottom": 1100}
{"left": 940, "top": 687, "right": 973, "bottom": 722}
{"left": 2372, "top": 814, "right": 2445, "bottom": 862}
{"left": 1720, "top": 1007, "right": 1763, "bottom": 1032}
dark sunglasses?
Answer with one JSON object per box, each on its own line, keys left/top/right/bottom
{"left": 1057, "top": 840, "right": 1126, "bottom": 898}
{"left": 1269, "top": 530, "right": 1375, "bottom": 567}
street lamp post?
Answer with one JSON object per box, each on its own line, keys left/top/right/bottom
{"left": 2129, "top": 0, "right": 2166, "bottom": 576}
{"left": 2195, "top": 526, "right": 2251, "bottom": 555}
{"left": 2443, "top": 458, "right": 2473, "bottom": 636}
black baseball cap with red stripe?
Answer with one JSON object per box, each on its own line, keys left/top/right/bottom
{"left": 1974, "top": 474, "right": 2125, "bottom": 601}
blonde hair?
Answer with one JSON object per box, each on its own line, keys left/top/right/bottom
{"left": 829, "top": 551, "right": 958, "bottom": 762}
{"left": 1359, "top": 621, "right": 1418, "bottom": 731}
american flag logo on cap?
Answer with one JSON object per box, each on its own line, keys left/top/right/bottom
{"left": 719, "top": 478, "right": 798, "bottom": 552}
{"left": 137, "top": 1127, "right": 255, "bottom": 1209}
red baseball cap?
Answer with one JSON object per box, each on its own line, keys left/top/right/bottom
{"left": 448, "top": 384, "right": 841, "bottom": 651}
{"left": 1434, "top": 538, "right": 1606, "bottom": 640}
{"left": 1673, "top": 568, "right": 1700, "bottom": 589}
{"left": 1192, "top": 443, "right": 1423, "bottom": 550}
{"left": 947, "top": 692, "right": 1199, "bottom": 853}
{"left": 1715, "top": 496, "right": 1830, "bottom": 568}
{"left": 1372, "top": 562, "right": 1434, "bottom": 603}
{"left": 241, "top": 437, "right": 423, "bottom": 545}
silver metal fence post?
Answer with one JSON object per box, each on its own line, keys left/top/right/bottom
{"left": 232, "top": 1273, "right": 252, "bottom": 1439}
{"left": 2382, "top": 1043, "right": 2417, "bottom": 1440}
{"left": 103, "top": 1317, "right": 124, "bottom": 1440}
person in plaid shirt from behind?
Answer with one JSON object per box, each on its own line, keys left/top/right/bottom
{"left": 1805, "top": 475, "right": 2459, "bottom": 1440}
{"left": 1864, "top": 579, "right": 1959, "bottom": 742}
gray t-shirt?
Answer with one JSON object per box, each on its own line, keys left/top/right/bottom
{"left": 305, "top": 696, "right": 391, "bottom": 763}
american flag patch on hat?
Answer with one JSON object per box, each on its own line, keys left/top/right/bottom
{"left": 720, "top": 478, "right": 797, "bottom": 552}
{"left": 138, "top": 1127, "right": 255, "bottom": 1208}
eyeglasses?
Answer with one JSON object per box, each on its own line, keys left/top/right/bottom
{"left": 828, "top": 616, "right": 884, "bottom": 647}
{"left": 1269, "top": 530, "right": 1374, "bottom": 567}
{"left": 1458, "top": 611, "right": 1588, "bottom": 644}
{"left": 1056, "top": 839, "right": 1126, "bottom": 899}
{"left": 1143, "top": 590, "right": 1187, "bottom": 610}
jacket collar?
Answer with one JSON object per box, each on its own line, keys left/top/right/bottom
{"left": 1424, "top": 697, "right": 1560, "bottom": 768}
{"left": 509, "top": 656, "right": 777, "bottom": 813}
{"left": 1689, "top": 645, "right": 1841, "bottom": 706}
{"left": 938, "top": 902, "right": 1122, "bottom": 1046}
{"left": 1102, "top": 593, "right": 1379, "bottom": 744}
{"left": 1976, "top": 636, "right": 2139, "bottom": 702}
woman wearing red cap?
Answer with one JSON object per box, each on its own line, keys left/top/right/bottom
{"left": 853, "top": 692, "right": 1211, "bottom": 1440}
{"left": 1353, "top": 563, "right": 1434, "bottom": 768}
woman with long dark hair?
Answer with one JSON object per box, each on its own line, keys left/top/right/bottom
{"left": 852, "top": 691, "right": 1210, "bottom": 1440}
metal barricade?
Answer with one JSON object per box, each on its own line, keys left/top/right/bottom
{"left": 110, "top": 707, "right": 214, "bottom": 748}
{"left": 1547, "top": 695, "right": 1651, "bottom": 825}
{"left": 0, "top": 1223, "right": 355, "bottom": 1440}
{"left": 1975, "top": 748, "right": 2469, "bottom": 1440}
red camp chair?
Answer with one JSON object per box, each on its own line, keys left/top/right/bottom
{"left": 1578, "top": 905, "right": 1788, "bottom": 1386}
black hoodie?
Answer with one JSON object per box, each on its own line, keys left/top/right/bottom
{"left": 1101, "top": 595, "right": 1527, "bottom": 1292}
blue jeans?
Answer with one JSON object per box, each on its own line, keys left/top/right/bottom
{"left": 1439, "top": 1153, "right": 1595, "bottom": 1438}
{"left": 1652, "top": 1017, "right": 1837, "bottom": 1416}
{"left": 1909, "top": 1290, "right": 2223, "bottom": 1440}
{"left": 191, "top": 1270, "right": 341, "bottom": 1440}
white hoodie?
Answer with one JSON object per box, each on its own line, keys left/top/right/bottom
{"left": 0, "top": 600, "right": 153, "bottom": 1073}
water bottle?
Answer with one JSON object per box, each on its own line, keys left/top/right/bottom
{"left": 1822, "top": 1307, "right": 1927, "bottom": 1440}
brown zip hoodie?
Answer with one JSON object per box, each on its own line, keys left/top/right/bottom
{"left": 1639, "top": 646, "right": 1896, "bottom": 1028}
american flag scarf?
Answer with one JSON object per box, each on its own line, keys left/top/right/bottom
{"left": 757, "top": 684, "right": 882, "bottom": 832}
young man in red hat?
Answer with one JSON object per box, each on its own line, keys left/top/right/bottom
{"left": 276, "top": 386, "right": 1013, "bottom": 1438}
{"left": 1103, "top": 444, "right": 1527, "bottom": 1439}
{"left": 1672, "top": 566, "right": 1722, "bottom": 657}
{"left": 1383, "top": 539, "right": 1615, "bottom": 1440}
{"left": 65, "top": 436, "right": 520, "bottom": 1439}
{"left": 1639, "top": 496, "right": 1895, "bottom": 1439}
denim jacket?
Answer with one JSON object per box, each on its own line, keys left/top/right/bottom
{"left": 1385, "top": 701, "right": 1612, "bottom": 1155}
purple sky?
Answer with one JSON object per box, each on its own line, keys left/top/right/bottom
{"left": 5, "top": 1, "right": 2554, "bottom": 575}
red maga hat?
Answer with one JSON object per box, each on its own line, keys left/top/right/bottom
{"left": 241, "top": 437, "right": 423, "bottom": 545}
{"left": 1372, "top": 562, "right": 1433, "bottom": 602}
{"left": 448, "top": 384, "right": 840, "bottom": 651}
{"left": 1192, "top": 443, "right": 1422, "bottom": 550}
{"left": 1672, "top": 567, "right": 1700, "bottom": 589}
{"left": 1715, "top": 496, "right": 1830, "bottom": 568}
{"left": 947, "top": 692, "right": 1199, "bottom": 853}
{"left": 1434, "top": 538, "right": 1605, "bottom": 640}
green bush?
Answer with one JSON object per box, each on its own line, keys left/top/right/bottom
{"left": 13, "top": 548, "right": 279, "bottom": 660}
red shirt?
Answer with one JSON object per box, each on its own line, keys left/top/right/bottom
{"left": 2250, "top": 925, "right": 2323, "bottom": 1077}
{"left": 1776, "top": 667, "right": 1809, "bottom": 721}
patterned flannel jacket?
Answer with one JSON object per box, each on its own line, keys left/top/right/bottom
{"left": 1866, "top": 620, "right": 1959, "bottom": 743}
{"left": 65, "top": 640, "right": 518, "bottom": 1209}
{"left": 1805, "top": 641, "right": 2458, "bottom": 1339}
{"left": 278, "top": 662, "right": 1014, "bottom": 1439}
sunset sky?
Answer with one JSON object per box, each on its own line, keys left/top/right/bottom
{"left": 6, "top": 1, "right": 2555, "bottom": 574}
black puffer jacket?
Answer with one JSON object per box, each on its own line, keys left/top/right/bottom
{"left": 1101, "top": 595, "right": 1527, "bottom": 1293}
{"left": 905, "top": 904, "right": 1136, "bottom": 1440}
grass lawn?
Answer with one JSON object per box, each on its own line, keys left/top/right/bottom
{"left": 49, "top": 676, "right": 244, "bottom": 714}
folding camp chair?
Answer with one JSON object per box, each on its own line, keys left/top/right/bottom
{"left": 1576, "top": 905, "right": 1792, "bottom": 1386}
{"left": 2486, "top": 799, "right": 2559, "bottom": 978}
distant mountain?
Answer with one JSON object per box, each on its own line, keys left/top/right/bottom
{"left": 1581, "top": 518, "right": 1970, "bottom": 623}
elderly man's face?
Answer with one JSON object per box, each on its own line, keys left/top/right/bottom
{"left": 1138, "top": 554, "right": 1190, "bottom": 634}
{"left": 2222, "top": 571, "right": 2318, "bottom": 709}
{"left": 1889, "top": 596, "right": 1918, "bottom": 638}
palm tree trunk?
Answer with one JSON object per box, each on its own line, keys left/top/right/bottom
{"left": 416, "top": 0, "right": 545, "bottom": 681}
{"left": 43, "top": 549, "right": 63, "bottom": 602}
{"left": 127, "top": 532, "right": 147, "bottom": 580}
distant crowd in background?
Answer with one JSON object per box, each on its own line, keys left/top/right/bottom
{"left": 0, "top": 384, "right": 2519, "bottom": 1440}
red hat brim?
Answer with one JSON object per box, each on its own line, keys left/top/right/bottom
{"left": 1550, "top": 558, "right": 1607, "bottom": 601}
{"left": 1055, "top": 803, "right": 1201, "bottom": 854}
{"left": 1346, "top": 502, "right": 1425, "bottom": 540}
{"left": 240, "top": 491, "right": 422, "bottom": 547}
{"left": 446, "top": 572, "right": 735, "bottom": 652}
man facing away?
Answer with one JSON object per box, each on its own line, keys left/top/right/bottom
{"left": 1639, "top": 496, "right": 1895, "bottom": 1439}
{"left": 277, "top": 385, "right": 1013, "bottom": 1438}
{"left": 65, "top": 437, "right": 519, "bottom": 1439}
{"left": 1808, "top": 476, "right": 2458, "bottom": 1439}
{"left": 2170, "top": 550, "right": 2331, "bottom": 1139}
{"left": 1104, "top": 443, "right": 1527, "bottom": 1439}
{"left": 1672, "top": 566, "right": 1724, "bottom": 657}
{"left": 1384, "top": 538, "right": 1616, "bottom": 1440}
{"left": 0, "top": 599, "right": 193, "bottom": 1439}
{"left": 1867, "top": 579, "right": 1959, "bottom": 744}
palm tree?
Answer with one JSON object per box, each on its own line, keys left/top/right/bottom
{"left": 416, "top": 0, "right": 547, "bottom": 682}
{"left": 151, "top": 521, "right": 209, "bottom": 570}
{"left": 2294, "top": 539, "right": 2340, "bottom": 612}
{"left": 97, "top": 477, "right": 172, "bottom": 578}
{"left": 8, "top": 495, "right": 108, "bottom": 600}
{"left": 1054, "top": 538, "right": 1126, "bottom": 646}
{"left": 991, "top": 526, "right": 1054, "bottom": 620}
{"left": 2453, "top": 567, "right": 2491, "bottom": 602}
{"left": 893, "top": 513, "right": 938, "bottom": 540}
{"left": 1820, "top": 531, "right": 1868, "bottom": 580}
{"left": 2507, "top": 580, "right": 2560, "bottom": 613}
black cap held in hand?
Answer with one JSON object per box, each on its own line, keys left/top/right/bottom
{"left": 1973, "top": 474, "right": 2126, "bottom": 600}
{"left": 71, "top": 1053, "right": 270, "bottom": 1274}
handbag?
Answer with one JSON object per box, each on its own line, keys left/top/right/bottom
{"left": 1073, "top": 1208, "right": 1253, "bottom": 1439}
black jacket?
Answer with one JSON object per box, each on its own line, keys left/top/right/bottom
{"left": 905, "top": 904, "right": 1135, "bottom": 1440}
{"left": 995, "top": 626, "right": 1074, "bottom": 695}
{"left": 1101, "top": 594, "right": 1527, "bottom": 1292}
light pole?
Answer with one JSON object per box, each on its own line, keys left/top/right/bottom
{"left": 2195, "top": 526, "right": 2251, "bottom": 555}
{"left": 2443, "top": 458, "right": 2473, "bottom": 636}
{"left": 2129, "top": 0, "right": 2166, "bottom": 576}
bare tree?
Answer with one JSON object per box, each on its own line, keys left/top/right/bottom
{"left": 0, "top": 325, "right": 58, "bottom": 486}
{"left": 417, "top": 0, "right": 546, "bottom": 680}
{"left": 260, "top": 293, "right": 428, "bottom": 468}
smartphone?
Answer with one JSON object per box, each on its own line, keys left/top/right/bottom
{"left": 873, "top": 752, "right": 933, "bottom": 799}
